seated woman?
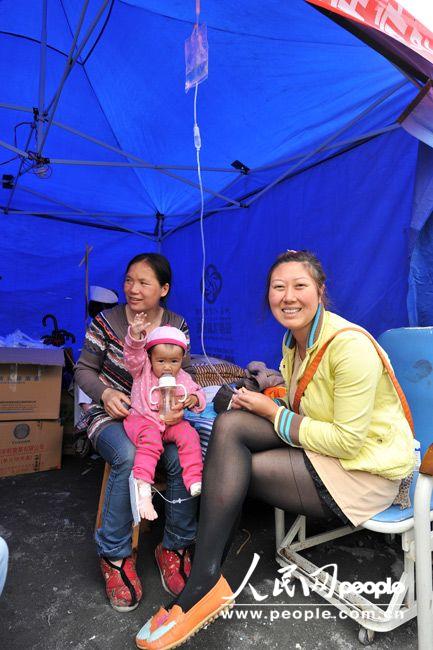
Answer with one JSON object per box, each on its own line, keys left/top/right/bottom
{"left": 136, "top": 249, "right": 414, "bottom": 650}
{"left": 75, "top": 253, "right": 198, "bottom": 611}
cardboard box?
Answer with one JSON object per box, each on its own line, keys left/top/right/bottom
{"left": 0, "top": 419, "right": 63, "bottom": 478}
{"left": 0, "top": 347, "right": 64, "bottom": 420}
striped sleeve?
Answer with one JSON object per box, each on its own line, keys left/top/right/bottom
{"left": 75, "top": 316, "right": 110, "bottom": 403}
{"left": 274, "top": 406, "right": 303, "bottom": 447}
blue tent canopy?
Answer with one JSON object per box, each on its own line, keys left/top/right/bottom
{"left": 0, "top": 0, "right": 430, "bottom": 366}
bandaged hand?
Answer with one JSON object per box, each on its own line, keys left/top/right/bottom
{"left": 231, "top": 387, "right": 279, "bottom": 422}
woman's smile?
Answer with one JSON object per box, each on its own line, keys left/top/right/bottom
{"left": 268, "top": 261, "right": 321, "bottom": 337}
{"left": 128, "top": 297, "right": 145, "bottom": 306}
{"left": 124, "top": 261, "right": 169, "bottom": 314}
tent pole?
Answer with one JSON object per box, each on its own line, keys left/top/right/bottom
{"left": 46, "top": 118, "right": 243, "bottom": 206}
{"left": 160, "top": 118, "right": 400, "bottom": 241}
{"left": 37, "top": 0, "right": 48, "bottom": 149}
{"left": 246, "top": 80, "right": 408, "bottom": 207}
{"left": 48, "top": 158, "right": 237, "bottom": 173}
{"left": 252, "top": 124, "right": 400, "bottom": 172}
{"left": 0, "top": 104, "right": 401, "bottom": 174}
{"left": 42, "top": 0, "right": 90, "bottom": 114}
{"left": 0, "top": 106, "right": 242, "bottom": 205}
{"left": 388, "top": 60, "right": 422, "bottom": 89}
{"left": 44, "top": 0, "right": 90, "bottom": 112}
{"left": 17, "top": 184, "right": 93, "bottom": 215}
{"left": 15, "top": 186, "right": 157, "bottom": 238}
{"left": 0, "top": 103, "right": 37, "bottom": 114}
{"left": 9, "top": 186, "right": 191, "bottom": 219}
{"left": 163, "top": 124, "right": 403, "bottom": 238}
{"left": 8, "top": 207, "right": 161, "bottom": 219}
{"left": 2, "top": 208, "right": 158, "bottom": 238}
{"left": 158, "top": 123, "right": 400, "bottom": 234}
{"left": 5, "top": 208, "right": 157, "bottom": 239}
{"left": 39, "top": 0, "right": 107, "bottom": 155}
{"left": 156, "top": 213, "right": 163, "bottom": 252}
{"left": 0, "top": 139, "right": 29, "bottom": 158}
{"left": 161, "top": 204, "right": 242, "bottom": 242}
{"left": 4, "top": 125, "right": 35, "bottom": 213}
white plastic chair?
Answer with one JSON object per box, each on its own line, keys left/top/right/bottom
{"left": 275, "top": 327, "right": 433, "bottom": 646}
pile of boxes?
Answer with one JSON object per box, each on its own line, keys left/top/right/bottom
{"left": 0, "top": 347, "right": 64, "bottom": 477}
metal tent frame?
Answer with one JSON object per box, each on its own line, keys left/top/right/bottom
{"left": 0, "top": 0, "right": 421, "bottom": 242}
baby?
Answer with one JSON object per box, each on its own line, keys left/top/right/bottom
{"left": 123, "top": 314, "right": 205, "bottom": 520}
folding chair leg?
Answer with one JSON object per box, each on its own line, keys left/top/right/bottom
{"left": 414, "top": 473, "right": 433, "bottom": 650}
{"left": 275, "top": 508, "right": 285, "bottom": 549}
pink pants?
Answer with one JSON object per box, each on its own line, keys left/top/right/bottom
{"left": 124, "top": 414, "right": 203, "bottom": 492}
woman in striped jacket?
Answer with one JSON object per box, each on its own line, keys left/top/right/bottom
{"left": 75, "top": 253, "right": 197, "bottom": 611}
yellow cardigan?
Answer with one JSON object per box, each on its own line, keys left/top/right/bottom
{"left": 279, "top": 309, "right": 414, "bottom": 480}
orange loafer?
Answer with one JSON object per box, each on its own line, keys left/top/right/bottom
{"left": 135, "top": 575, "right": 234, "bottom": 650}
{"left": 135, "top": 605, "right": 170, "bottom": 644}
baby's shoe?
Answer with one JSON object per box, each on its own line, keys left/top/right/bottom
{"left": 190, "top": 482, "right": 202, "bottom": 497}
{"left": 100, "top": 556, "right": 142, "bottom": 611}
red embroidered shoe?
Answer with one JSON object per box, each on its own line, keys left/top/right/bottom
{"left": 154, "top": 543, "right": 192, "bottom": 596}
{"left": 100, "top": 556, "right": 143, "bottom": 612}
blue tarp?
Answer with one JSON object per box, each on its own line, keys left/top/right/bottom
{"left": 165, "top": 128, "right": 418, "bottom": 367}
{"left": 408, "top": 142, "right": 433, "bottom": 326}
{"left": 0, "top": 1, "right": 429, "bottom": 361}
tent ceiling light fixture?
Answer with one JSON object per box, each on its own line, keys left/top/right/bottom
{"left": 231, "top": 160, "right": 250, "bottom": 175}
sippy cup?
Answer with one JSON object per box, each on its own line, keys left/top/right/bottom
{"left": 149, "top": 373, "right": 187, "bottom": 417}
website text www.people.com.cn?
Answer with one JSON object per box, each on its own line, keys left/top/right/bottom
{"left": 220, "top": 606, "right": 404, "bottom": 623}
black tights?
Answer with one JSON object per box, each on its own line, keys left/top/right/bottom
{"left": 176, "top": 410, "right": 330, "bottom": 612}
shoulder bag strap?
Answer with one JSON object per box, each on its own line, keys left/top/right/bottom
{"left": 292, "top": 327, "right": 414, "bottom": 434}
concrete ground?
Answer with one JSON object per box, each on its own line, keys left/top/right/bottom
{"left": 0, "top": 455, "right": 419, "bottom": 649}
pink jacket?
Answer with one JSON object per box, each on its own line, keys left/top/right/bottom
{"left": 124, "top": 328, "right": 206, "bottom": 432}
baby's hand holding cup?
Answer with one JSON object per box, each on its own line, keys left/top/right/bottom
{"left": 184, "top": 394, "right": 199, "bottom": 410}
{"left": 160, "top": 401, "right": 184, "bottom": 425}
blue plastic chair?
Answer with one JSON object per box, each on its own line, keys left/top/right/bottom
{"left": 377, "top": 328, "right": 433, "bottom": 650}
{"left": 275, "top": 327, "right": 433, "bottom": 646}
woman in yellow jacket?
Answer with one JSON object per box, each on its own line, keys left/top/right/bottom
{"left": 136, "top": 250, "right": 414, "bottom": 650}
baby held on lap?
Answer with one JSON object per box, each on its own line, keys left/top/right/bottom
{"left": 123, "top": 314, "right": 206, "bottom": 521}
